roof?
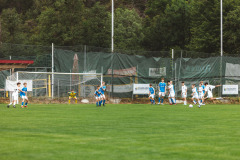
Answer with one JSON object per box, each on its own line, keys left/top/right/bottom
{"left": 0, "top": 60, "right": 34, "bottom": 71}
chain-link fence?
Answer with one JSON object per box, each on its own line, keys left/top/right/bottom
{"left": 0, "top": 43, "right": 240, "bottom": 102}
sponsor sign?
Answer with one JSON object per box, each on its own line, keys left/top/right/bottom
{"left": 5, "top": 80, "right": 33, "bottom": 91}
{"left": 149, "top": 67, "right": 166, "bottom": 77}
{"left": 133, "top": 84, "right": 149, "bottom": 95}
{"left": 107, "top": 84, "right": 133, "bottom": 93}
{"left": 222, "top": 85, "right": 238, "bottom": 95}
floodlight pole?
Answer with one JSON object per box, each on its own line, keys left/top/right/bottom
{"left": 111, "top": 0, "right": 114, "bottom": 98}
{"left": 52, "top": 43, "right": 54, "bottom": 99}
{"left": 220, "top": 0, "right": 223, "bottom": 57}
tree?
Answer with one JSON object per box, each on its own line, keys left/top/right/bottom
{"left": 114, "top": 8, "right": 144, "bottom": 52}
{"left": 0, "top": 8, "right": 25, "bottom": 43}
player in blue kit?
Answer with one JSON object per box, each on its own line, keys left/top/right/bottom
{"left": 94, "top": 86, "right": 101, "bottom": 107}
{"left": 200, "top": 81, "right": 205, "bottom": 105}
{"left": 20, "top": 82, "right": 29, "bottom": 108}
{"left": 99, "top": 82, "right": 106, "bottom": 106}
{"left": 158, "top": 78, "right": 167, "bottom": 105}
{"left": 149, "top": 84, "right": 155, "bottom": 105}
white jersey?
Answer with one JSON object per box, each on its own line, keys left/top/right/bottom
{"left": 182, "top": 85, "right": 187, "bottom": 93}
{"left": 168, "top": 84, "right": 175, "bottom": 93}
{"left": 206, "top": 85, "right": 215, "bottom": 94}
{"left": 192, "top": 87, "right": 198, "bottom": 96}
{"left": 13, "top": 86, "right": 20, "bottom": 96}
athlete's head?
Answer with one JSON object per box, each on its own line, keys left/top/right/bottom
{"left": 71, "top": 89, "right": 74, "bottom": 92}
{"left": 192, "top": 84, "right": 195, "bottom": 88}
{"left": 161, "top": 78, "right": 164, "bottom": 82}
{"left": 205, "top": 82, "right": 208, "bottom": 86}
{"left": 17, "top": 82, "right": 21, "bottom": 87}
{"left": 199, "top": 83, "right": 202, "bottom": 87}
{"left": 167, "top": 81, "right": 170, "bottom": 85}
{"left": 149, "top": 84, "right": 152, "bottom": 87}
{"left": 200, "top": 81, "right": 204, "bottom": 85}
{"left": 23, "top": 82, "right": 27, "bottom": 87}
{"left": 97, "top": 85, "right": 100, "bottom": 89}
{"left": 170, "top": 81, "right": 173, "bottom": 85}
{"left": 102, "top": 81, "right": 105, "bottom": 85}
{"left": 181, "top": 82, "right": 184, "bottom": 86}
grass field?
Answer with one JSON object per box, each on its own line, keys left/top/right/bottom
{"left": 1, "top": 103, "right": 240, "bottom": 160}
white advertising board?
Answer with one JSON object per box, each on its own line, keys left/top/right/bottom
{"left": 222, "top": 85, "right": 238, "bottom": 95}
{"left": 133, "top": 84, "right": 149, "bottom": 95}
{"left": 5, "top": 80, "right": 33, "bottom": 91}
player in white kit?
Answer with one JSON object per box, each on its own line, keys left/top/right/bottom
{"left": 191, "top": 84, "right": 201, "bottom": 108}
{"left": 198, "top": 83, "right": 204, "bottom": 104}
{"left": 204, "top": 82, "right": 221, "bottom": 101}
{"left": 181, "top": 82, "right": 187, "bottom": 105}
{"left": 7, "top": 82, "right": 25, "bottom": 108}
{"left": 167, "top": 81, "right": 176, "bottom": 105}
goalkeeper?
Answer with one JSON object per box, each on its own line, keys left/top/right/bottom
{"left": 68, "top": 90, "right": 77, "bottom": 104}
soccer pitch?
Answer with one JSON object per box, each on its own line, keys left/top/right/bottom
{"left": 1, "top": 104, "right": 240, "bottom": 160}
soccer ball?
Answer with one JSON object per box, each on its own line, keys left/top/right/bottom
{"left": 189, "top": 104, "right": 193, "bottom": 108}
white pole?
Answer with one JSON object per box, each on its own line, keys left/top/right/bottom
{"left": 111, "top": 0, "right": 114, "bottom": 53}
{"left": 220, "top": 0, "right": 223, "bottom": 56}
{"left": 52, "top": 43, "right": 54, "bottom": 99}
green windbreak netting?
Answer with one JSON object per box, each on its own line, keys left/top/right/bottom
{"left": 0, "top": 43, "right": 240, "bottom": 99}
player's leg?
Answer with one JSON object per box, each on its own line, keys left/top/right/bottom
{"left": 102, "top": 95, "right": 106, "bottom": 106}
{"left": 192, "top": 97, "right": 196, "bottom": 104}
{"left": 158, "top": 92, "right": 161, "bottom": 104}
{"left": 21, "top": 97, "right": 25, "bottom": 108}
{"left": 161, "top": 92, "right": 165, "bottom": 104}
{"left": 152, "top": 95, "right": 155, "bottom": 104}
{"left": 68, "top": 96, "right": 71, "bottom": 104}
{"left": 74, "top": 97, "right": 77, "bottom": 104}
{"left": 25, "top": 97, "right": 28, "bottom": 107}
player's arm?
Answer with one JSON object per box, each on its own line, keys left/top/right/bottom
{"left": 185, "top": 88, "right": 187, "bottom": 95}
{"left": 154, "top": 89, "right": 155, "bottom": 95}
{"left": 165, "top": 85, "right": 167, "bottom": 93}
{"left": 216, "top": 85, "right": 221, "bottom": 87}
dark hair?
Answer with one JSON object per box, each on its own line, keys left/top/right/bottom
{"left": 149, "top": 84, "right": 152, "bottom": 86}
{"left": 97, "top": 85, "right": 100, "bottom": 88}
{"left": 192, "top": 84, "right": 195, "bottom": 86}
{"left": 205, "top": 82, "right": 208, "bottom": 85}
{"left": 17, "top": 82, "right": 21, "bottom": 85}
{"left": 161, "top": 78, "right": 164, "bottom": 80}
{"left": 167, "top": 81, "right": 170, "bottom": 83}
{"left": 181, "top": 81, "right": 184, "bottom": 83}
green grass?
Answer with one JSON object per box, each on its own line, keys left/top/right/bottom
{"left": 0, "top": 103, "right": 240, "bottom": 160}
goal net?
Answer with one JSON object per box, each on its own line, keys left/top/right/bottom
{"left": 6, "top": 71, "right": 103, "bottom": 100}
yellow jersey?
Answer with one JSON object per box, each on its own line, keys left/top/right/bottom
{"left": 68, "top": 92, "right": 77, "bottom": 97}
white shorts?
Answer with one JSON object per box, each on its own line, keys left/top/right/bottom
{"left": 192, "top": 95, "right": 199, "bottom": 99}
{"left": 199, "top": 94, "right": 203, "bottom": 99}
{"left": 182, "top": 93, "right": 187, "bottom": 98}
{"left": 95, "top": 96, "right": 101, "bottom": 100}
{"left": 149, "top": 94, "right": 155, "bottom": 99}
{"left": 168, "top": 92, "right": 175, "bottom": 98}
{"left": 100, "top": 94, "right": 105, "bottom": 99}
{"left": 207, "top": 92, "right": 213, "bottom": 98}
{"left": 21, "top": 95, "right": 28, "bottom": 100}
{"left": 12, "top": 94, "right": 18, "bottom": 101}
{"left": 159, "top": 92, "right": 165, "bottom": 97}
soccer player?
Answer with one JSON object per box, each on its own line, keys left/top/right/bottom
{"left": 68, "top": 90, "right": 77, "bottom": 104}
{"left": 191, "top": 84, "right": 201, "bottom": 108}
{"left": 204, "top": 82, "right": 221, "bottom": 101}
{"left": 94, "top": 86, "right": 101, "bottom": 106}
{"left": 149, "top": 84, "right": 155, "bottom": 105}
{"left": 181, "top": 82, "right": 187, "bottom": 105}
{"left": 20, "top": 82, "right": 29, "bottom": 108}
{"left": 158, "top": 78, "right": 166, "bottom": 105}
{"left": 198, "top": 83, "right": 204, "bottom": 105}
{"left": 200, "top": 81, "right": 205, "bottom": 105}
{"left": 99, "top": 82, "right": 106, "bottom": 106}
{"left": 167, "top": 81, "right": 175, "bottom": 105}
{"left": 7, "top": 82, "right": 24, "bottom": 108}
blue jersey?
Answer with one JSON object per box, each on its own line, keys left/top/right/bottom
{"left": 159, "top": 82, "right": 166, "bottom": 92}
{"left": 201, "top": 85, "right": 205, "bottom": 94}
{"left": 20, "top": 87, "right": 27, "bottom": 96}
{"left": 149, "top": 87, "right": 155, "bottom": 94}
{"left": 100, "top": 86, "right": 106, "bottom": 94}
{"left": 95, "top": 90, "right": 101, "bottom": 97}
